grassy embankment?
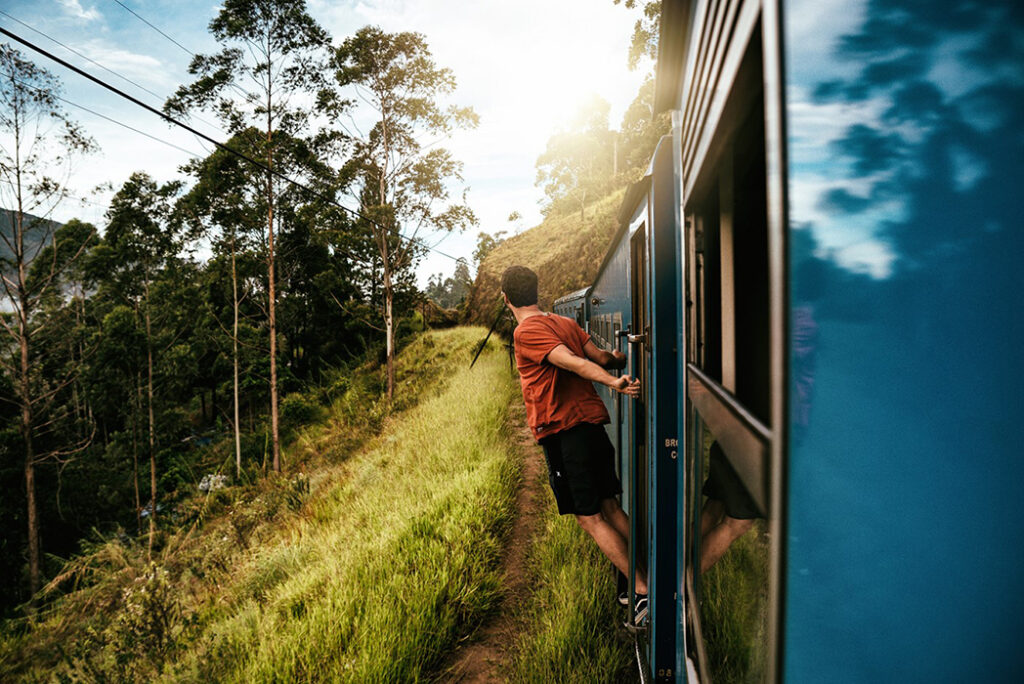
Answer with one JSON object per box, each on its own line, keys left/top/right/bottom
{"left": 2, "top": 325, "right": 639, "bottom": 681}
{"left": 508, "top": 498, "right": 635, "bottom": 682}
{"left": 1, "top": 328, "right": 516, "bottom": 681}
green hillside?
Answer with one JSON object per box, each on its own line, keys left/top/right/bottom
{"left": 465, "top": 189, "right": 626, "bottom": 325}
{"left": 0, "top": 329, "right": 517, "bottom": 682}
{"left": 1, "top": 325, "right": 636, "bottom": 681}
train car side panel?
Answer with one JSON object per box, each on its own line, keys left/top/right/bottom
{"left": 781, "top": 0, "right": 1024, "bottom": 680}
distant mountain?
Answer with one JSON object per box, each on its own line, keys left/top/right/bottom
{"left": 0, "top": 208, "right": 63, "bottom": 272}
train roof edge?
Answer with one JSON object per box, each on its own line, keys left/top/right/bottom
{"left": 553, "top": 287, "right": 591, "bottom": 306}
{"left": 653, "top": 0, "right": 693, "bottom": 114}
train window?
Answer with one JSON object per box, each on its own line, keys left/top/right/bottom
{"left": 681, "top": 18, "right": 774, "bottom": 684}
{"left": 693, "top": 416, "right": 770, "bottom": 683}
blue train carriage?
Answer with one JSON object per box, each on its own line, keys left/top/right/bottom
{"left": 653, "top": 0, "right": 1024, "bottom": 682}
{"left": 582, "top": 134, "right": 683, "bottom": 682}
{"left": 552, "top": 287, "right": 592, "bottom": 331}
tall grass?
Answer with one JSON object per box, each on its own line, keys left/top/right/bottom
{"left": 1, "top": 328, "right": 523, "bottom": 683}
{"left": 163, "top": 333, "right": 520, "bottom": 682}
{"left": 700, "top": 522, "right": 770, "bottom": 683}
{"left": 508, "top": 498, "right": 635, "bottom": 683}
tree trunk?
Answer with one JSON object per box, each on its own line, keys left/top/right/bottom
{"left": 232, "top": 231, "right": 242, "bottom": 480}
{"left": 380, "top": 228, "right": 395, "bottom": 401}
{"left": 12, "top": 181, "right": 41, "bottom": 601}
{"left": 132, "top": 377, "right": 141, "bottom": 535}
{"left": 144, "top": 285, "right": 157, "bottom": 558}
{"left": 23, "top": 394, "right": 39, "bottom": 600}
{"left": 385, "top": 271, "right": 395, "bottom": 402}
{"left": 266, "top": 135, "right": 281, "bottom": 474}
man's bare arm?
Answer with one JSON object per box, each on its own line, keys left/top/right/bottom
{"left": 548, "top": 344, "right": 640, "bottom": 397}
{"left": 583, "top": 340, "right": 627, "bottom": 370}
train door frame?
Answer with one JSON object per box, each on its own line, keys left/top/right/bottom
{"left": 647, "top": 136, "right": 683, "bottom": 682}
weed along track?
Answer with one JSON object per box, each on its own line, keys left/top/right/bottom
{"left": 440, "top": 370, "right": 636, "bottom": 683}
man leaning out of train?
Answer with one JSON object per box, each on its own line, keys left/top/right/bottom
{"left": 500, "top": 265, "right": 648, "bottom": 628}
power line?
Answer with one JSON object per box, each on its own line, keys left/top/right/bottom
{"left": 110, "top": 0, "right": 197, "bottom": 59}
{"left": 3, "top": 70, "right": 206, "bottom": 158}
{"left": 0, "top": 8, "right": 228, "bottom": 142}
{"left": 0, "top": 24, "right": 462, "bottom": 263}
{"left": 108, "top": 0, "right": 300, "bottom": 134}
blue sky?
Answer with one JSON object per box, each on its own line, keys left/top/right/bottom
{"left": 0, "top": 0, "right": 650, "bottom": 284}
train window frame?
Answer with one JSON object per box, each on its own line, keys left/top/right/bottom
{"left": 674, "top": 1, "right": 788, "bottom": 681}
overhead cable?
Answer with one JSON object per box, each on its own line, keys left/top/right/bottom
{"left": 0, "top": 24, "right": 462, "bottom": 263}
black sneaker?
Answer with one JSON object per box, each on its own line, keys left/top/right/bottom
{"left": 616, "top": 571, "right": 629, "bottom": 606}
{"left": 617, "top": 591, "right": 629, "bottom": 606}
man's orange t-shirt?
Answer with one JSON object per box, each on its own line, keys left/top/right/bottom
{"left": 513, "top": 313, "right": 610, "bottom": 441}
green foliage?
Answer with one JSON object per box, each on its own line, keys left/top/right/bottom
{"left": 613, "top": 0, "right": 662, "bottom": 69}
{"left": 425, "top": 258, "right": 473, "bottom": 309}
{"left": 56, "top": 563, "right": 195, "bottom": 683}
{"left": 473, "top": 230, "right": 507, "bottom": 270}
{"left": 279, "top": 392, "right": 326, "bottom": 430}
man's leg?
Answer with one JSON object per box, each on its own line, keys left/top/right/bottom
{"left": 576, "top": 512, "right": 648, "bottom": 594}
{"left": 700, "top": 498, "right": 726, "bottom": 538}
{"left": 600, "top": 497, "right": 630, "bottom": 540}
{"left": 700, "top": 514, "right": 755, "bottom": 574}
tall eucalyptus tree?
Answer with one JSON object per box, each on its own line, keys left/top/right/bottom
{"left": 324, "top": 27, "right": 478, "bottom": 400}
{"left": 98, "top": 172, "right": 182, "bottom": 556}
{"left": 0, "top": 45, "right": 96, "bottom": 598}
{"left": 165, "top": 0, "right": 330, "bottom": 473}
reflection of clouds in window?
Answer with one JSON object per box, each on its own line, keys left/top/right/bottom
{"left": 786, "top": 1, "right": 1023, "bottom": 279}
{"left": 785, "top": 0, "right": 868, "bottom": 82}
{"left": 787, "top": 92, "right": 901, "bottom": 280}
{"left": 789, "top": 175, "right": 900, "bottom": 279}
{"left": 949, "top": 145, "right": 988, "bottom": 192}
{"left": 833, "top": 240, "right": 896, "bottom": 279}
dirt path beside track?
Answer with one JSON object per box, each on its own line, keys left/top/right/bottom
{"left": 439, "top": 401, "right": 545, "bottom": 682}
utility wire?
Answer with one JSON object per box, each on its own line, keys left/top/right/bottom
{"left": 0, "top": 25, "right": 462, "bottom": 263}
{"left": 4, "top": 71, "right": 206, "bottom": 158}
{"left": 110, "top": 0, "right": 198, "bottom": 59}
{"left": 109, "top": 0, "right": 262, "bottom": 112}
{"left": 0, "top": 8, "right": 227, "bottom": 142}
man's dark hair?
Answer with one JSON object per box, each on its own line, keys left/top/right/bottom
{"left": 501, "top": 265, "right": 538, "bottom": 307}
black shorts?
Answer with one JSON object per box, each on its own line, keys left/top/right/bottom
{"left": 702, "top": 442, "right": 762, "bottom": 520}
{"left": 539, "top": 422, "right": 622, "bottom": 516}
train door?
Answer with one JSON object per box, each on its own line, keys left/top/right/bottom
{"left": 629, "top": 222, "right": 650, "bottom": 623}
{"left": 674, "top": 5, "right": 784, "bottom": 682}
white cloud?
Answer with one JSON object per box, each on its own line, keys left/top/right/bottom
{"left": 56, "top": 0, "right": 101, "bottom": 23}
{"left": 77, "top": 40, "right": 171, "bottom": 88}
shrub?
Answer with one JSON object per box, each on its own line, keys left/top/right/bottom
{"left": 280, "top": 392, "right": 326, "bottom": 430}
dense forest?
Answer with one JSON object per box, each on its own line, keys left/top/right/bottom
{"left": 0, "top": 0, "right": 665, "bottom": 627}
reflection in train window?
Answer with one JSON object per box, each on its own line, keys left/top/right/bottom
{"left": 683, "top": 21, "right": 774, "bottom": 684}
{"left": 695, "top": 417, "right": 770, "bottom": 683}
